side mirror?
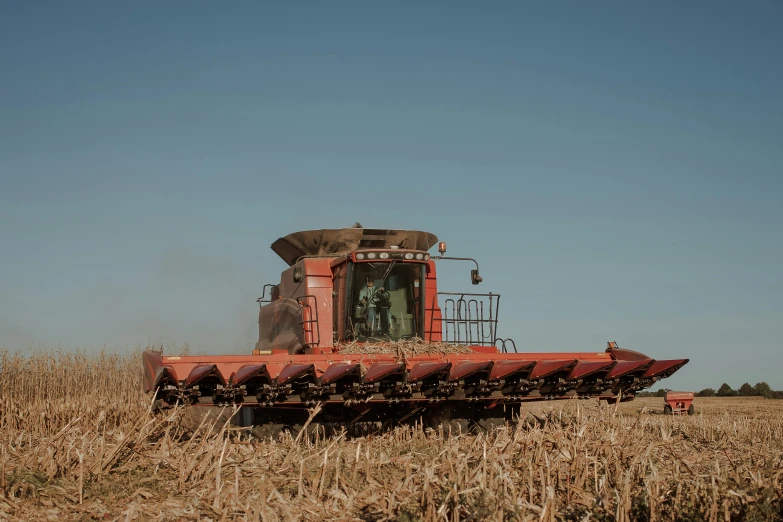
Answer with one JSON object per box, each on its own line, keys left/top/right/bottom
{"left": 471, "top": 269, "right": 482, "bottom": 285}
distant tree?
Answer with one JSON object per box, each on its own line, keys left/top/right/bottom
{"left": 716, "top": 383, "right": 737, "bottom": 397}
{"left": 773, "top": 390, "right": 783, "bottom": 400}
{"left": 754, "top": 382, "right": 773, "bottom": 399}
{"left": 738, "top": 383, "right": 755, "bottom": 396}
{"left": 655, "top": 388, "right": 669, "bottom": 398}
{"left": 697, "top": 388, "right": 716, "bottom": 397}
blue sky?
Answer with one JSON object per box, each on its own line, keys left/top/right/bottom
{"left": 1, "top": 2, "right": 781, "bottom": 391}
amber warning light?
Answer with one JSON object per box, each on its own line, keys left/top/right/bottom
{"left": 438, "top": 241, "right": 447, "bottom": 255}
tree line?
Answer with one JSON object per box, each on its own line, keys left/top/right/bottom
{"left": 636, "top": 382, "right": 782, "bottom": 399}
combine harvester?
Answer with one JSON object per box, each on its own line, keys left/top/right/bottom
{"left": 143, "top": 225, "right": 688, "bottom": 436}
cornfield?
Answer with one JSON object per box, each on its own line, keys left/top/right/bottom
{"left": 1, "top": 348, "right": 782, "bottom": 521}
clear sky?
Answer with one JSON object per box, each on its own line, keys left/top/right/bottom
{"left": 1, "top": 2, "right": 781, "bottom": 391}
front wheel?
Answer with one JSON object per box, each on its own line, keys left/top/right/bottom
{"left": 663, "top": 404, "right": 672, "bottom": 415}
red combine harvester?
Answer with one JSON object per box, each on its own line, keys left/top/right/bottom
{"left": 142, "top": 225, "right": 689, "bottom": 435}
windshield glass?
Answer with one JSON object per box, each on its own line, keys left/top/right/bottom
{"left": 351, "top": 261, "right": 423, "bottom": 341}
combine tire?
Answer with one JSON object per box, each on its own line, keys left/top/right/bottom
{"left": 687, "top": 404, "right": 695, "bottom": 416}
{"left": 663, "top": 404, "right": 673, "bottom": 415}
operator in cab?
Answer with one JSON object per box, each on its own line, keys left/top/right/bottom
{"left": 372, "top": 285, "right": 393, "bottom": 335}
{"left": 358, "top": 279, "right": 377, "bottom": 333}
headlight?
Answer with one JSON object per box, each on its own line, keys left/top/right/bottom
{"left": 379, "top": 252, "right": 389, "bottom": 259}
{"left": 415, "top": 253, "right": 423, "bottom": 260}
{"left": 356, "top": 253, "right": 365, "bottom": 260}
{"left": 424, "top": 254, "right": 429, "bottom": 261}
{"left": 404, "top": 253, "right": 414, "bottom": 260}
{"left": 367, "top": 252, "right": 377, "bottom": 259}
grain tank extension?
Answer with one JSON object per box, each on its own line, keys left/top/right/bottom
{"left": 142, "top": 225, "right": 688, "bottom": 435}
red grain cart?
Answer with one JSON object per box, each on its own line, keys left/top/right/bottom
{"left": 664, "top": 391, "right": 695, "bottom": 415}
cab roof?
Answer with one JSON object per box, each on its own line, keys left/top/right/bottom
{"left": 271, "top": 224, "right": 438, "bottom": 266}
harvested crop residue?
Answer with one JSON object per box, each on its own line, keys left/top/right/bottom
{"left": 3, "top": 348, "right": 783, "bottom": 521}
{"left": 336, "top": 338, "right": 475, "bottom": 356}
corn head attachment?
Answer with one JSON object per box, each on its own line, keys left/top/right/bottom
{"left": 143, "top": 344, "right": 687, "bottom": 433}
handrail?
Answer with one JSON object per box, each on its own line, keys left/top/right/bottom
{"left": 296, "top": 295, "right": 321, "bottom": 347}
{"left": 256, "top": 284, "right": 278, "bottom": 304}
{"left": 495, "top": 338, "right": 518, "bottom": 353}
{"left": 435, "top": 292, "right": 501, "bottom": 346}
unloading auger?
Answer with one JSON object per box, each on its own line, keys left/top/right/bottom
{"left": 142, "top": 225, "right": 688, "bottom": 436}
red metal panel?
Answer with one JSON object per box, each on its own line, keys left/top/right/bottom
{"left": 143, "top": 350, "right": 164, "bottom": 392}
{"left": 407, "top": 362, "right": 451, "bottom": 382}
{"left": 424, "top": 260, "right": 442, "bottom": 342}
{"left": 143, "top": 350, "right": 179, "bottom": 391}
{"left": 641, "top": 359, "right": 689, "bottom": 379}
{"left": 449, "top": 361, "right": 493, "bottom": 381}
{"left": 363, "top": 362, "right": 406, "bottom": 383}
{"left": 604, "top": 359, "right": 652, "bottom": 379}
{"left": 302, "top": 257, "right": 339, "bottom": 278}
{"left": 274, "top": 258, "right": 335, "bottom": 351}
{"left": 665, "top": 391, "right": 694, "bottom": 401}
{"left": 320, "top": 363, "right": 361, "bottom": 384}
{"left": 568, "top": 360, "right": 615, "bottom": 380}
{"left": 153, "top": 365, "right": 179, "bottom": 389}
{"left": 489, "top": 360, "right": 535, "bottom": 380}
{"left": 276, "top": 363, "right": 315, "bottom": 385}
{"left": 229, "top": 364, "right": 271, "bottom": 387}
{"left": 332, "top": 263, "right": 349, "bottom": 342}
{"left": 528, "top": 360, "right": 577, "bottom": 380}
{"left": 607, "top": 347, "right": 653, "bottom": 361}
{"left": 185, "top": 364, "right": 226, "bottom": 387}
{"left": 469, "top": 346, "right": 499, "bottom": 354}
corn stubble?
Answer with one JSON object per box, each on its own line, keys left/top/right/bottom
{"left": 1, "top": 349, "right": 782, "bottom": 521}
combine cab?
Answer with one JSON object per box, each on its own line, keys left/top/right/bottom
{"left": 142, "top": 225, "right": 689, "bottom": 435}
